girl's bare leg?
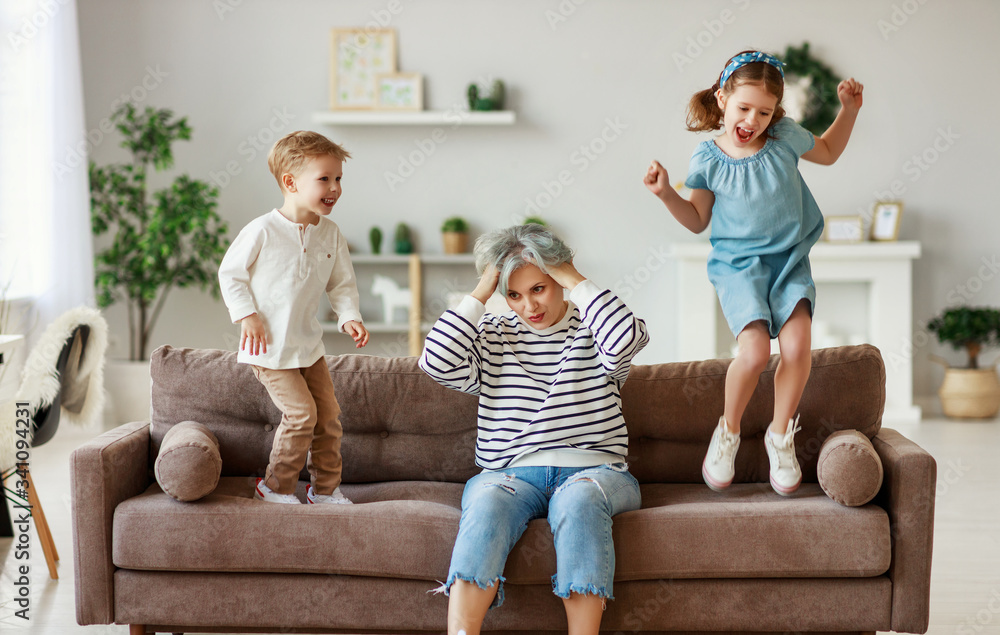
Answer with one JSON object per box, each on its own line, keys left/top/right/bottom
{"left": 723, "top": 321, "right": 772, "bottom": 432}
{"left": 772, "top": 300, "right": 812, "bottom": 432}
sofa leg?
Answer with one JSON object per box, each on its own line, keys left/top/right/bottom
{"left": 128, "top": 625, "right": 145, "bottom": 635}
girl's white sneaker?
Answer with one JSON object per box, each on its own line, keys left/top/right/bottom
{"left": 765, "top": 417, "right": 803, "bottom": 495}
{"left": 702, "top": 416, "right": 740, "bottom": 491}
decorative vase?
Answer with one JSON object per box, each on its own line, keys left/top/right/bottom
{"left": 938, "top": 367, "right": 1000, "bottom": 419}
{"left": 442, "top": 232, "right": 468, "bottom": 254}
{"left": 104, "top": 359, "right": 152, "bottom": 427}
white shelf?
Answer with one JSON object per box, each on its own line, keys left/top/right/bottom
{"left": 311, "top": 110, "right": 516, "bottom": 126}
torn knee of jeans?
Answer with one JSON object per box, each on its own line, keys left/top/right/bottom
{"left": 556, "top": 475, "right": 608, "bottom": 504}
{"left": 484, "top": 482, "right": 516, "bottom": 495}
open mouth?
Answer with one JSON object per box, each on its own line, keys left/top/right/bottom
{"left": 321, "top": 198, "right": 336, "bottom": 206}
{"left": 735, "top": 126, "right": 755, "bottom": 143}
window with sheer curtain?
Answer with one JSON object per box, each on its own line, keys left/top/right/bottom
{"left": 0, "top": 0, "right": 94, "bottom": 334}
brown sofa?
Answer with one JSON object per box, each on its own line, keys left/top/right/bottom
{"left": 71, "top": 344, "right": 935, "bottom": 634}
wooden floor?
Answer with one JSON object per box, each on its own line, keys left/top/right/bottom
{"left": 1, "top": 413, "right": 997, "bottom": 635}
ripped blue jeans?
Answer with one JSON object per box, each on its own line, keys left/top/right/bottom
{"left": 444, "top": 463, "right": 641, "bottom": 608}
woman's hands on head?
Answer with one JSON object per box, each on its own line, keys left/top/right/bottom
{"left": 546, "top": 261, "right": 586, "bottom": 291}
{"left": 471, "top": 264, "right": 501, "bottom": 305}
{"left": 471, "top": 259, "right": 586, "bottom": 306}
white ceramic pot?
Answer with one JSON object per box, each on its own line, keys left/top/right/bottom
{"left": 104, "top": 359, "right": 151, "bottom": 426}
{"left": 938, "top": 367, "right": 1000, "bottom": 419}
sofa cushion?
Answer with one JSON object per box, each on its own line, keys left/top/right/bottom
{"left": 113, "top": 480, "right": 890, "bottom": 581}
{"left": 153, "top": 421, "right": 221, "bottom": 501}
{"left": 818, "top": 430, "right": 884, "bottom": 506}
{"left": 623, "top": 344, "right": 885, "bottom": 484}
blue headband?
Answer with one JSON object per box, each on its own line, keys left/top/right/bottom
{"left": 719, "top": 51, "right": 785, "bottom": 89}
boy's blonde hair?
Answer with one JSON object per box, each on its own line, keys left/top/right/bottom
{"left": 267, "top": 131, "right": 351, "bottom": 190}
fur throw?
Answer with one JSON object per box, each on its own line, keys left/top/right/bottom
{"left": 0, "top": 306, "right": 108, "bottom": 471}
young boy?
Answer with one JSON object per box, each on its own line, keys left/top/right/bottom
{"left": 219, "top": 130, "right": 369, "bottom": 505}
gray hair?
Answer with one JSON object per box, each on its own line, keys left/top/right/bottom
{"left": 473, "top": 224, "right": 574, "bottom": 296}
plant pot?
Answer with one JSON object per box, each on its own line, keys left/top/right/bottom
{"left": 442, "top": 232, "right": 468, "bottom": 254}
{"left": 938, "top": 366, "right": 1000, "bottom": 419}
{"left": 104, "top": 359, "right": 151, "bottom": 426}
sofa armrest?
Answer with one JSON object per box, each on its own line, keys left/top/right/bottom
{"left": 70, "top": 421, "right": 151, "bottom": 625}
{"left": 872, "top": 427, "right": 936, "bottom": 634}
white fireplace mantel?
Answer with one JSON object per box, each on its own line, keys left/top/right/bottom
{"left": 670, "top": 241, "right": 922, "bottom": 424}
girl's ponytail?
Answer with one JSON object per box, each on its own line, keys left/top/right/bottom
{"left": 686, "top": 84, "right": 724, "bottom": 133}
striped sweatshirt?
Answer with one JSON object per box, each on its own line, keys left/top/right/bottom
{"left": 419, "top": 279, "right": 649, "bottom": 470}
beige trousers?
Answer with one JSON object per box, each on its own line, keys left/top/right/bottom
{"left": 251, "top": 357, "right": 343, "bottom": 495}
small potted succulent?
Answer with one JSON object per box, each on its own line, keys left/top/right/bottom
{"left": 522, "top": 216, "right": 547, "bottom": 227}
{"left": 467, "top": 79, "right": 505, "bottom": 111}
{"left": 394, "top": 222, "right": 414, "bottom": 254}
{"left": 369, "top": 226, "right": 383, "bottom": 255}
{"left": 441, "top": 217, "right": 470, "bottom": 254}
{"left": 927, "top": 306, "right": 1000, "bottom": 418}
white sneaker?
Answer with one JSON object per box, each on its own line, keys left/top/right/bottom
{"left": 306, "top": 484, "right": 353, "bottom": 505}
{"left": 702, "top": 416, "right": 740, "bottom": 492}
{"left": 765, "top": 417, "right": 803, "bottom": 496}
{"left": 254, "top": 478, "right": 301, "bottom": 504}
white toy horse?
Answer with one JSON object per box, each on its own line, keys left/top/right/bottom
{"left": 371, "top": 274, "right": 412, "bottom": 324}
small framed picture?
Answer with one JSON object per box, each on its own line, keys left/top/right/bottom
{"left": 870, "top": 201, "right": 903, "bottom": 241}
{"left": 376, "top": 73, "right": 423, "bottom": 110}
{"left": 330, "top": 28, "right": 397, "bottom": 110}
{"left": 824, "top": 215, "right": 864, "bottom": 243}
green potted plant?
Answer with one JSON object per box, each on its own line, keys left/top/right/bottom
{"left": 369, "top": 226, "right": 383, "bottom": 255}
{"left": 91, "top": 104, "right": 228, "bottom": 421}
{"left": 522, "top": 216, "right": 547, "bottom": 227}
{"left": 927, "top": 306, "right": 1000, "bottom": 418}
{"left": 466, "top": 79, "right": 505, "bottom": 111}
{"left": 394, "top": 222, "right": 414, "bottom": 254}
{"left": 441, "top": 216, "right": 470, "bottom": 254}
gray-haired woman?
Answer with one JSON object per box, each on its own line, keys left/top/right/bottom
{"left": 419, "top": 224, "right": 650, "bottom": 635}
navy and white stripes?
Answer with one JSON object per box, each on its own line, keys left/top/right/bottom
{"left": 419, "top": 280, "right": 649, "bottom": 470}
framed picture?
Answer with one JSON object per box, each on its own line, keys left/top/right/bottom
{"left": 376, "top": 73, "right": 423, "bottom": 111}
{"left": 870, "top": 201, "right": 903, "bottom": 241}
{"left": 330, "top": 28, "right": 397, "bottom": 110}
{"left": 824, "top": 215, "right": 864, "bottom": 243}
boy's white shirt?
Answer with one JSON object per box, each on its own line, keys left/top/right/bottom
{"left": 218, "top": 209, "right": 363, "bottom": 370}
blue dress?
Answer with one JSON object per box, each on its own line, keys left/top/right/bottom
{"left": 684, "top": 117, "right": 824, "bottom": 339}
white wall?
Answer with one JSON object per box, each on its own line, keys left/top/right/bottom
{"left": 78, "top": 0, "right": 1000, "bottom": 397}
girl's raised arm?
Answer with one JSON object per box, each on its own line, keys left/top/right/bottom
{"left": 802, "top": 78, "right": 863, "bottom": 166}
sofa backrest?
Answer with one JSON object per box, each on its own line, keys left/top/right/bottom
{"left": 150, "top": 346, "right": 480, "bottom": 484}
{"left": 622, "top": 344, "right": 884, "bottom": 484}
{"left": 150, "top": 344, "right": 884, "bottom": 485}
